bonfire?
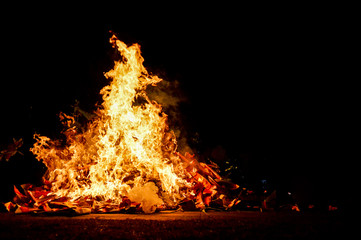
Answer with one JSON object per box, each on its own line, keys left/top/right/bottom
{"left": 4, "top": 34, "right": 239, "bottom": 214}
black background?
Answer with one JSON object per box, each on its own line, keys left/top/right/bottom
{"left": 0, "top": 5, "right": 357, "bottom": 206}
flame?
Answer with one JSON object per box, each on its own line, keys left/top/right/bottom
{"left": 30, "top": 35, "right": 187, "bottom": 211}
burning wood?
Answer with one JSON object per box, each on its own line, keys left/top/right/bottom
{"left": 4, "top": 152, "right": 240, "bottom": 214}
{"left": 3, "top": 34, "right": 240, "bottom": 214}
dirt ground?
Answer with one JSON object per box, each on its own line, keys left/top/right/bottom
{"left": 0, "top": 211, "right": 350, "bottom": 239}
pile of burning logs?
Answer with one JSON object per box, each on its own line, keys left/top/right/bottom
{"left": 3, "top": 152, "right": 240, "bottom": 215}
{"left": 177, "top": 152, "right": 240, "bottom": 210}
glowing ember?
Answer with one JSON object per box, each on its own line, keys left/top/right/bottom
{"left": 5, "top": 34, "right": 239, "bottom": 214}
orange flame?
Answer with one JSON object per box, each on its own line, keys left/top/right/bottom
{"left": 30, "top": 35, "right": 188, "bottom": 212}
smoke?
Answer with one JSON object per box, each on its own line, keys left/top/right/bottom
{"left": 146, "top": 80, "right": 192, "bottom": 153}
{"left": 146, "top": 80, "right": 183, "bottom": 114}
{"left": 127, "top": 182, "right": 163, "bottom": 213}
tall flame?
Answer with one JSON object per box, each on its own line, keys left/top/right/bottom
{"left": 30, "top": 35, "right": 187, "bottom": 211}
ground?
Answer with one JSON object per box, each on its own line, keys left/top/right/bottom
{"left": 0, "top": 211, "right": 350, "bottom": 239}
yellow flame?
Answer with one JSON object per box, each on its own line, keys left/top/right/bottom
{"left": 31, "top": 35, "right": 187, "bottom": 209}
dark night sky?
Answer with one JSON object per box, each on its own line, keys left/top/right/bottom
{"left": 0, "top": 7, "right": 357, "bottom": 203}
